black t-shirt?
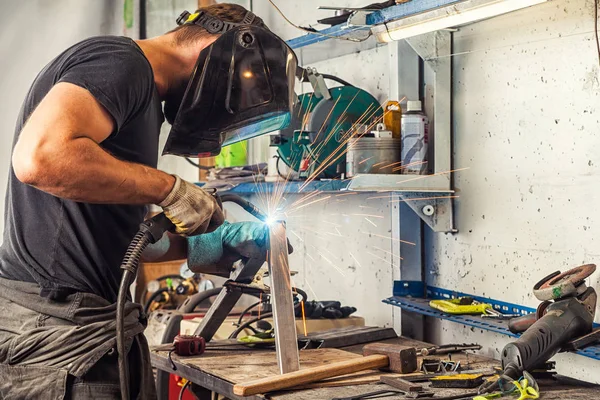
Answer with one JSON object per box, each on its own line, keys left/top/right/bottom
{"left": 0, "top": 36, "right": 164, "bottom": 302}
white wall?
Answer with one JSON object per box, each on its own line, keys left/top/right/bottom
{"left": 426, "top": 0, "right": 600, "bottom": 383}
{"left": 224, "top": 192, "right": 402, "bottom": 328}
{"left": 0, "top": 0, "right": 123, "bottom": 240}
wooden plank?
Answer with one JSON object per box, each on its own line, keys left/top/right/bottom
{"left": 233, "top": 355, "right": 390, "bottom": 396}
{"left": 155, "top": 348, "right": 361, "bottom": 384}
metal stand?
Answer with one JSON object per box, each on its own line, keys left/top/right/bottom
{"left": 192, "top": 257, "right": 265, "bottom": 340}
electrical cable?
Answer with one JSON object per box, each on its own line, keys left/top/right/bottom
{"left": 219, "top": 193, "right": 269, "bottom": 221}
{"left": 229, "top": 312, "right": 274, "bottom": 339}
{"left": 237, "top": 300, "right": 264, "bottom": 326}
{"left": 321, "top": 73, "right": 354, "bottom": 87}
{"left": 185, "top": 157, "right": 212, "bottom": 170}
{"left": 143, "top": 287, "right": 169, "bottom": 314}
{"left": 267, "top": 0, "right": 371, "bottom": 43}
{"left": 275, "top": 156, "right": 302, "bottom": 181}
{"left": 228, "top": 288, "right": 308, "bottom": 339}
{"left": 178, "top": 380, "right": 191, "bottom": 400}
{"left": 117, "top": 214, "right": 174, "bottom": 400}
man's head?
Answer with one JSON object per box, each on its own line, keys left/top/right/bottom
{"left": 159, "top": 4, "right": 298, "bottom": 158}
{"left": 162, "top": 4, "right": 267, "bottom": 122}
{"left": 169, "top": 3, "right": 266, "bottom": 46}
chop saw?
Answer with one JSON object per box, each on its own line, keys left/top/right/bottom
{"left": 271, "top": 68, "right": 383, "bottom": 179}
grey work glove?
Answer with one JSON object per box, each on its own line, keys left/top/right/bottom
{"left": 158, "top": 175, "right": 225, "bottom": 236}
{"left": 187, "top": 221, "right": 293, "bottom": 275}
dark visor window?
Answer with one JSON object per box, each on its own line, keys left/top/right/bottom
{"left": 226, "top": 37, "right": 273, "bottom": 113}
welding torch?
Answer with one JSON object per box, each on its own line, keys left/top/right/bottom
{"left": 116, "top": 191, "right": 268, "bottom": 400}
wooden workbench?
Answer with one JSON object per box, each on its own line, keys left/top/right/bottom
{"left": 151, "top": 337, "right": 600, "bottom": 400}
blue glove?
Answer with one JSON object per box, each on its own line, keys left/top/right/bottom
{"left": 187, "top": 221, "right": 292, "bottom": 275}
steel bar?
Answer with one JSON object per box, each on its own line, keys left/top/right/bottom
{"left": 268, "top": 222, "right": 300, "bottom": 374}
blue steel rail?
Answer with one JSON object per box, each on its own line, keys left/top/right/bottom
{"left": 384, "top": 281, "right": 600, "bottom": 361}
{"left": 221, "top": 179, "right": 349, "bottom": 194}
{"left": 286, "top": 0, "right": 464, "bottom": 49}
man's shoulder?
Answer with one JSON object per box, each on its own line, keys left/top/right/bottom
{"left": 67, "top": 36, "right": 149, "bottom": 66}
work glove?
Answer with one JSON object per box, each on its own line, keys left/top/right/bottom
{"left": 158, "top": 175, "right": 225, "bottom": 236}
{"left": 187, "top": 221, "right": 293, "bottom": 275}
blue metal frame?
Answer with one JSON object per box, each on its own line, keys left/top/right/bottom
{"left": 286, "top": 0, "right": 463, "bottom": 49}
{"left": 385, "top": 281, "right": 600, "bottom": 361}
{"left": 220, "top": 179, "right": 349, "bottom": 194}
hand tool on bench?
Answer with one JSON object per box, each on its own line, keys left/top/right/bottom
{"left": 232, "top": 343, "right": 418, "bottom": 396}
{"left": 333, "top": 388, "right": 436, "bottom": 400}
{"left": 152, "top": 334, "right": 206, "bottom": 356}
{"left": 418, "top": 343, "right": 481, "bottom": 356}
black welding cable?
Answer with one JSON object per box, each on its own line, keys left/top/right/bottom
{"left": 228, "top": 288, "right": 308, "bottom": 339}
{"left": 237, "top": 300, "right": 265, "bottom": 326}
{"left": 117, "top": 213, "right": 174, "bottom": 400}
{"left": 229, "top": 312, "right": 274, "bottom": 339}
{"left": 320, "top": 73, "right": 354, "bottom": 87}
{"left": 184, "top": 157, "right": 212, "bottom": 170}
{"left": 219, "top": 193, "right": 268, "bottom": 222}
{"left": 117, "top": 231, "right": 151, "bottom": 400}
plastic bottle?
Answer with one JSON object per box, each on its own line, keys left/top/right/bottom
{"left": 383, "top": 100, "right": 402, "bottom": 138}
{"left": 400, "top": 100, "right": 428, "bottom": 174}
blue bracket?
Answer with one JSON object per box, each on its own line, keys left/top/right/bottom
{"left": 385, "top": 281, "right": 600, "bottom": 361}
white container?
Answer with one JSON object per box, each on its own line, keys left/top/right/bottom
{"left": 400, "top": 100, "right": 429, "bottom": 175}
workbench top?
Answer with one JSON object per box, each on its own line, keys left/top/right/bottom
{"left": 150, "top": 337, "right": 600, "bottom": 399}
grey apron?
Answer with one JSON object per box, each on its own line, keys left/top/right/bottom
{"left": 0, "top": 277, "right": 157, "bottom": 400}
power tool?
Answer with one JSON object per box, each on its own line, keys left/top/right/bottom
{"left": 500, "top": 264, "right": 597, "bottom": 380}
{"left": 271, "top": 68, "right": 383, "bottom": 179}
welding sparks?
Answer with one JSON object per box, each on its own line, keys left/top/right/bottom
{"left": 289, "top": 230, "right": 303, "bottom": 243}
{"left": 349, "top": 252, "right": 362, "bottom": 269}
{"left": 288, "top": 195, "right": 332, "bottom": 213}
{"left": 351, "top": 213, "right": 384, "bottom": 219}
{"left": 319, "top": 253, "right": 347, "bottom": 277}
{"left": 366, "top": 251, "right": 394, "bottom": 265}
{"left": 364, "top": 217, "right": 378, "bottom": 227}
{"left": 396, "top": 167, "right": 471, "bottom": 184}
{"left": 371, "top": 245, "right": 403, "bottom": 260}
{"left": 361, "top": 230, "right": 416, "bottom": 246}
{"left": 300, "top": 301, "right": 308, "bottom": 336}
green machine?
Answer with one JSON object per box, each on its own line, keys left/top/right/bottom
{"left": 271, "top": 72, "right": 383, "bottom": 179}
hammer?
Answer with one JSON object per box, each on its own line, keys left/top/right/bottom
{"left": 232, "top": 344, "right": 417, "bottom": 396}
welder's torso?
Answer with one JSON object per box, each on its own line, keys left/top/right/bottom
{"left": 0, "top": 36, "right": 164, "bottom": 302}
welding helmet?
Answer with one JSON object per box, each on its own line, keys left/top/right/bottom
{"left": 162, "top": 9, "right": 298, "bottom": 157}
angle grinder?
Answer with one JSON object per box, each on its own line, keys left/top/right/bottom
{"left": 500, "top": 264, "right": 597, "bottom": 380}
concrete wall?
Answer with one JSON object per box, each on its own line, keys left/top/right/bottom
{"left": 426, "top": 0, "right": 600, "bottom": 383}
{"left": 0, "top": 0, "right": 124, "bottom": 240}
{"left": 257, "top": 0, "right": 600, "bottom": 382}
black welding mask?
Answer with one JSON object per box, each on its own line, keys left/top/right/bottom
{"left": 162, "top": 10, "right": 298, "bottom": 157}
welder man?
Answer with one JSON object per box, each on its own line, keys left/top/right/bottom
{"left": 0, "top": 3, "right": 296, "bottom": 399}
